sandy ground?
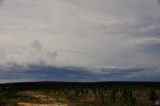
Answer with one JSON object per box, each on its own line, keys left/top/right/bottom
{"left": 17, "top": 102, "right": 68, "bottom": 106}
{"left": 17, "top": 91, "right": 68, "bottom": 106}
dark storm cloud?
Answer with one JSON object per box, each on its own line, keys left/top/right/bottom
{"left": 0, "top": 65, "right": 158, "bottom": 82}
{"left": 0, "top": 65, "right": 91, "bottom": 82}
{"left": 101, "top": 67, "right": 146, "bottom": 76}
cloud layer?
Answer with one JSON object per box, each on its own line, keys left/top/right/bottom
{"left": 0, "top": 0, "right": 160, "bottom": 82}
{"left": 1, "top": 65, "right": 160, "bottom": 83}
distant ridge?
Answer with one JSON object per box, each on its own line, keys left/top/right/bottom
{"left": 1, "top": 81, "right": 160, "bottom": 87}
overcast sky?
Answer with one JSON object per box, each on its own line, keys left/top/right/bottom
{"left": 0, "top": 0, "right": 160, "bottom": 83}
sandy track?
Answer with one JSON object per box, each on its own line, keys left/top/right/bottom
{"left": 17, "top": 91, "right": 68, "bottom": 106}
{"left": 17, "top": 102, "right": 68, "bottom": 106}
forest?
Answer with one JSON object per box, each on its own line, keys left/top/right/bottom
{"left": 0, "top": 82, "right": 160, "bottom": 106}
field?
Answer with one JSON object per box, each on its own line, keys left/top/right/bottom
{"left": 0, "top": 82, "right": 160, "bottom": 106}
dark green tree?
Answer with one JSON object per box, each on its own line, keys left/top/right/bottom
{"left": 149, "top": 88, "right": 157, "bottom": 102}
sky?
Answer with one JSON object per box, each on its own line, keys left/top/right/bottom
{"left": 0, "top": 0, "right": 160, "bottom": 83}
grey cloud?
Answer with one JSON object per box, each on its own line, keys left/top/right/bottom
{"left": 0, "top": 0, "right": 160, "bottom": 82}
{"left": 47, "top": 51, "right": 58, "bottom": 61}
{"left": 0, "top": 0, "right": 3, "bottom": 5}
{"left": 0, "top": 50, "right": 6, "bottom": 58}
{"left": 158, "top": 0, "right": 160, "bottom": 6}
{"left": 94, "top": 16, "right": 160, "bottom": 39}
{"left": 136, "top": 24, "right": 160, "bottom": 38}
{"left": 30, "top": 40, "right": 42, "bottom": 51}
{"left": 139, "top": 41, "right": 160, "bottom": 56}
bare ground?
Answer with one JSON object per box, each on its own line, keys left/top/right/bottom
{"left": 17, "top": 102, "right": 68, "bottom": 106}
{"left": 17, "top": 91, "right": 68, "bottom": 106}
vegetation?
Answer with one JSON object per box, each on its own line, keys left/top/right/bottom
{"left": 0, "top": 82, "right": 160, "bottom": 106}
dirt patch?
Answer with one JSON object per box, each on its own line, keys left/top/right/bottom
{"left": 17, "top": 102, "right": 68, "bottom": 106}
{"left": 17, "top": 91, "right": 56, "bottom": 102}
{"left": 17, "top": 91, "right": 68, "bottom": 106}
